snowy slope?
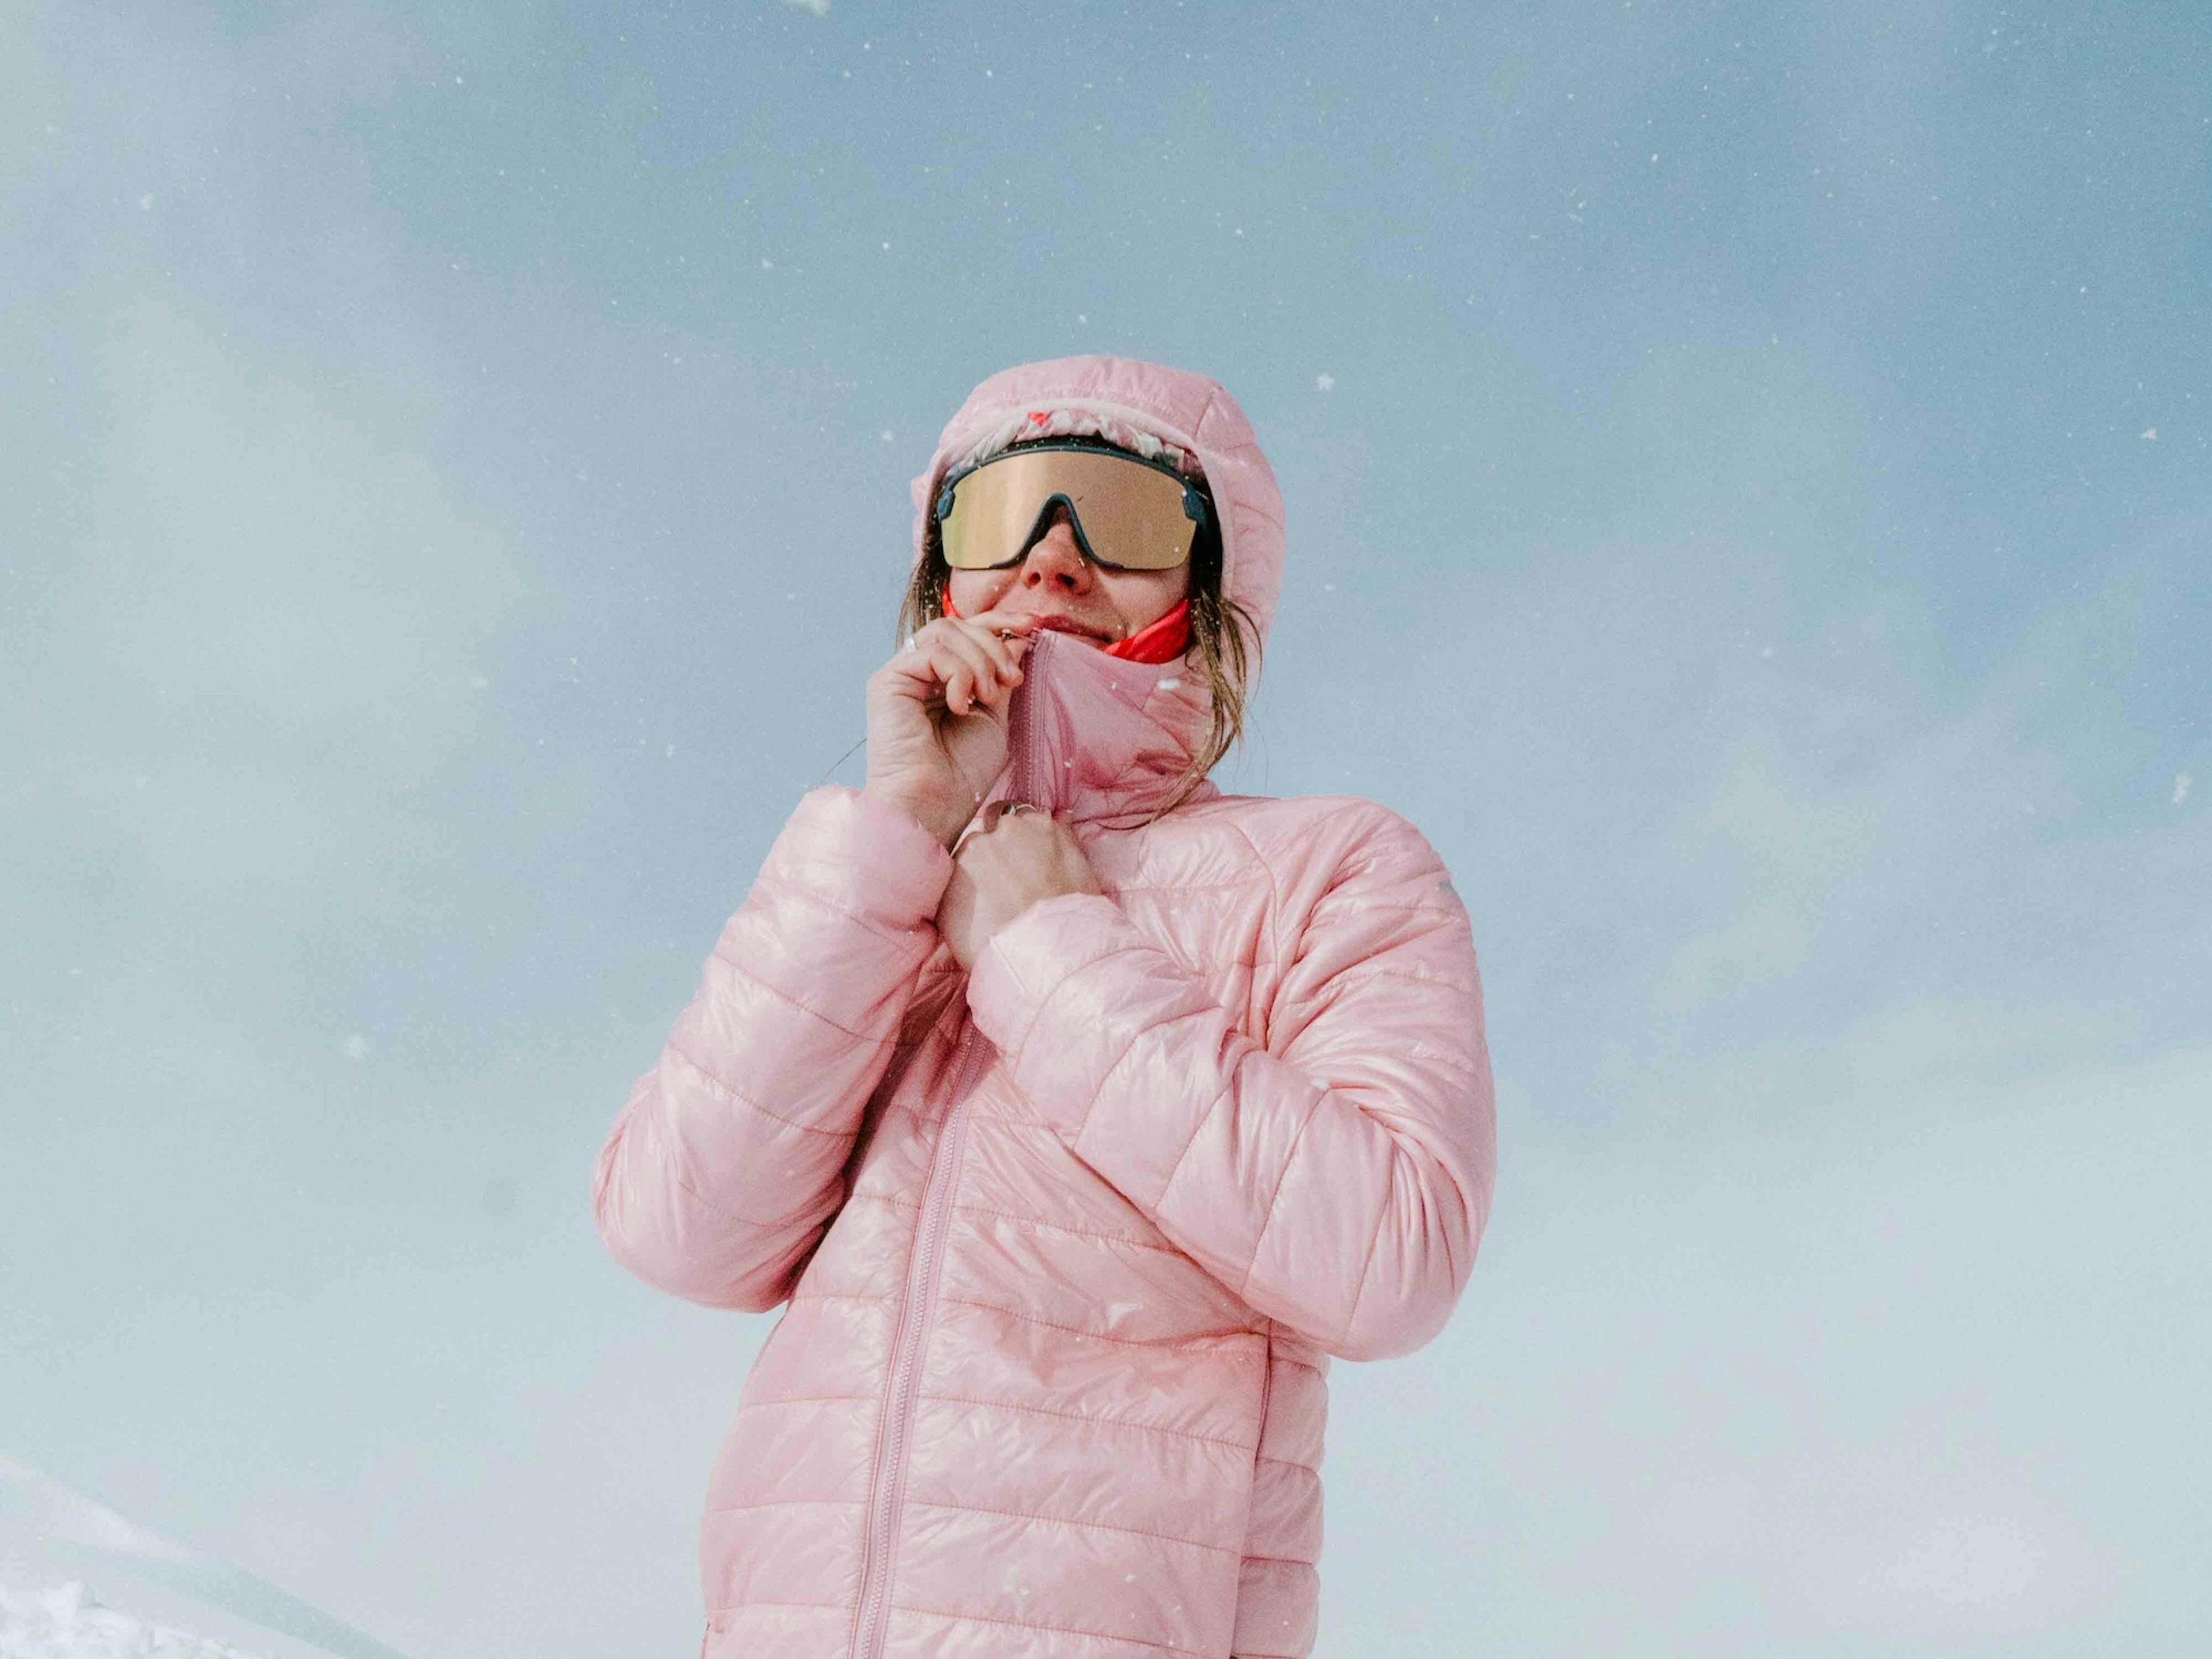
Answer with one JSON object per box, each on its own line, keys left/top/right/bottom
{"left": 0, "top": 1582, "right": 264, "bottom": 1659}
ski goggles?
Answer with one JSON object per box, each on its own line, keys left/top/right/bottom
{"left": 933, "top": 440, "right": 1212, "bottom": 572}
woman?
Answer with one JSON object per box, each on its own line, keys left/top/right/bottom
{"left": 593, "top": 355, "right": 1497, "bottom": 1659}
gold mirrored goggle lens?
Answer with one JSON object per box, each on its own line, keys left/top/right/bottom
{"left": 938, "top": 447, "right": 1203, "bottom": 571}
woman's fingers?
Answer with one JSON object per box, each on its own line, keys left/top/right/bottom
{"left": 930, "top": 618, "right": 1035, "bottom": 715}
{"left": 930, "top": 630, "right": 1002, "bottom": 715}
{"left": 938, "top": 657, "right": 976, "bottom": 717}
{"left": 957, "top": 613, "right": 1035, "bottom": 683}
{"left": 938, "top": 619, "right": 1029, "bottom": 700}
{"left": 963, "top": 608, "right": 1041, "bottom": 639}
{"left": 877, "top": 613, "right": 1036, "bottom": 719}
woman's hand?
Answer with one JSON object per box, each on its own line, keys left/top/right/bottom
{"left": 862, "top": 610, "right": 1039, "bottom": 849}
{"left": 937, "top": 803, "right": 1104, "bottom": 970}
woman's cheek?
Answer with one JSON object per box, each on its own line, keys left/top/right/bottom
{"left": 947, "top": 571, "right": 1009, "bottom": 612}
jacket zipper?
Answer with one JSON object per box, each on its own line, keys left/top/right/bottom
{"left": 850, "top": 652, "right": 1048, "bottom": 1659}
{"left": 850, "top": 1025, "right": 987, "bottom": 1659}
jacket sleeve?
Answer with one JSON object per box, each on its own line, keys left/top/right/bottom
{"left": 964, "top": 801, "right": 1495, "bottom": 1361}
{"left": 593, "top": 785, "right": 953, "bottom": 1312}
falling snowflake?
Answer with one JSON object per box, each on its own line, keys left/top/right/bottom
{"left": 1316, "top": 373, "right": 1335, "bottom": 392}
{"left": 342, "top": 1033, "right": 373, "bottom": 1061}
{"left": 2176, "top": 772, "right": 2194, "bottom": 806}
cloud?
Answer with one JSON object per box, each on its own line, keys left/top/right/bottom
{"left": 25, "top": 300, "right": 521, "bottom": 971}
{"left": 1641, "top": 1452, "right": 2115, "bottom": 1642}
{"left": 1316, "top": 1034, "right": 2205, "bottom": 1654}
{"left": 1636, "top": 550, "right": 2211, "bottom": 1066}
{"left": 74, "top": 304, "right": 515, "bottom": 761}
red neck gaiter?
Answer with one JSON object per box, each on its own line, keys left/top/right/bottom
{"left": 940, "top": 593, "right": 1192, "bottom": 665}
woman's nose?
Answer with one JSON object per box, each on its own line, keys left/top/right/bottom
{"left": 1020, "top": 518, "right": 1093, "bottom": 590}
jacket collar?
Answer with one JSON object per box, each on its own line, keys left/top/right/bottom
{"left": 987, "top": 627, "right": 1218, "bottom": 828}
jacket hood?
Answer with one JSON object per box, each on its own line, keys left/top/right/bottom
{"left": 908, "top": 356, "right": 1287, "bottom": 649}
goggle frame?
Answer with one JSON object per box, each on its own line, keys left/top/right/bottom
{"left": 933, "top": 439, "right": 1214, "bottom": 573}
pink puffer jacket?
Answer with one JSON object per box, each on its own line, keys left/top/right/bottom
{"left": 593, "top": 357, "right": 1496, "bottom": 1658}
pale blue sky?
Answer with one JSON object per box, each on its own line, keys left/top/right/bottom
{"left": 4, "top": 3, "right": 2208, "bottom": 1655}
